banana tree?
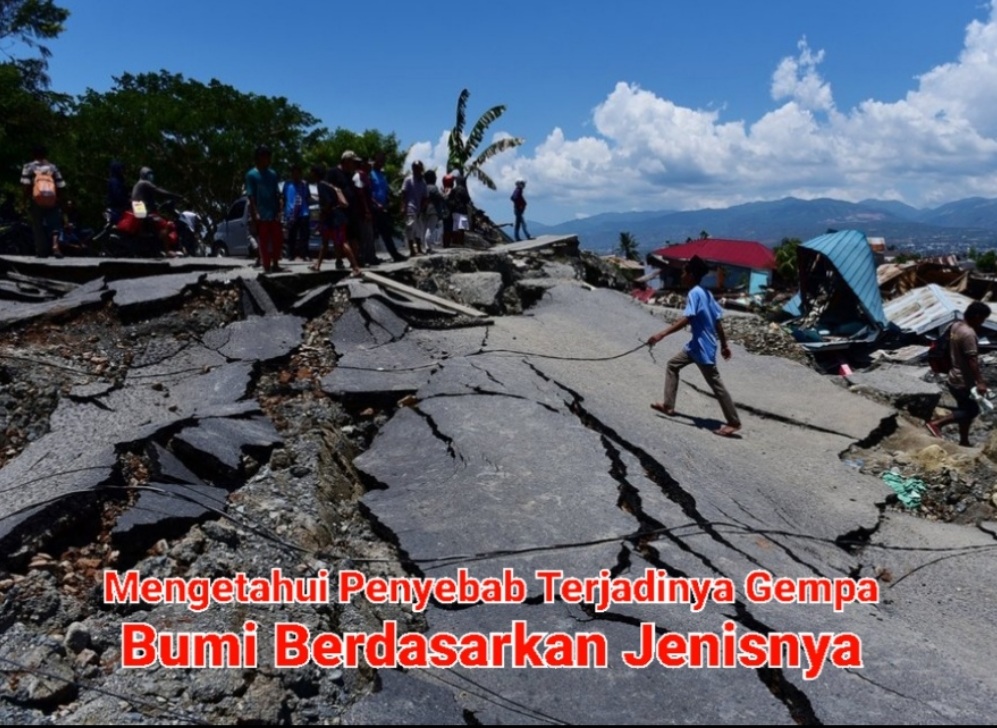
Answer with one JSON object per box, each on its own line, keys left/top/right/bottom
{"left": 447, "top": 89, "right": 523, "bottom": 189}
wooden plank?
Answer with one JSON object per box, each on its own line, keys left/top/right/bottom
{"left": 361, "top": 271, "right": 489, "bottom": 318}
{"left": 490, "top": 234, "right": 580, "bottom": 256}
{"left": 5, "top": 271, "right": 78, "bottom": 294}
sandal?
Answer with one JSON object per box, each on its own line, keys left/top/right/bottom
{"left": 650, "top": 403, "right": 675, "bottom": 416}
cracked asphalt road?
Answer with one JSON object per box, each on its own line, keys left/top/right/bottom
{"left": 350, "top": 282, "right": 997, "bottom": 724}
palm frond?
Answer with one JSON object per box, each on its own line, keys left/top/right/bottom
{"left": 448, "top": 128, "right": 466, "bottom": 172}
{"left": 465, "top": 104, "right": 506, "bottom": 159}
{"left": 452, "top": 89, "right": 470, "bottom": 142}
{"left": 469, "top": 137, "right": 523, "bottom": 174}
{"left": 470, "top": 166, "right": 497, "bottom": 190}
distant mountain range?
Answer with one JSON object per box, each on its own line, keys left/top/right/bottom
{"left": 527, "top": 196, "right": 997, "bottom": 255}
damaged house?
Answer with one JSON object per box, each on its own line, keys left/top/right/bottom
{"left": 783, "top": 229, "right": 889, "bottom": 352}
{"left": 646, "top": 238, "right": 775, "bottom": 296}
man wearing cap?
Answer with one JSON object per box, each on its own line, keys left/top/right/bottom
{"left": 326, "top": 151, "right": 362, "bottom": 268}
{"left": 246, "top": 145, "right": 282, "bottom": 273}
{"left": 647, "top": 256, "right": 741, "bottom": 437}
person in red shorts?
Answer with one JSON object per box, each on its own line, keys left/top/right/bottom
{"left": 311, "top": 164, "right": 360, "bottom": 276}
{"left": 245, "top": 145, "right": 283, "bottom": 274}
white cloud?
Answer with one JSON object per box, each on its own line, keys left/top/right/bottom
{"left": 408, "top": 2, "right": 997, "bottom": 221}
{"left": 771, "top": 38, "right": 835, "bottom": 113}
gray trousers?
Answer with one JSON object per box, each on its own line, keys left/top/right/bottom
{"left": 664, "top": 349, "right": 740, "bottom": 427}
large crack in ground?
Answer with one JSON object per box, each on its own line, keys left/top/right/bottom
{"left": 520, "top": 359, "right": 824, "bottom": 725}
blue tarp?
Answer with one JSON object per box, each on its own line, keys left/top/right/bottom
{"left": 782, "top": 230, "right": 888, "bottom": 329}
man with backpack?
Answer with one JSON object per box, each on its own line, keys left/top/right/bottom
{"left": 926, "top": 301, "right": 992, "bottom": 446}
{"left": 20, "top": 145, "right": 66, "bottom": 258}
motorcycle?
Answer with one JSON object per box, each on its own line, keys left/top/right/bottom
{"left": 98, "top": 200, "right": 184, "bottom": 258}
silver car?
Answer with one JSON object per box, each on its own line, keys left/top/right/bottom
{"left": 212, "top": 191, "right": 322, "bottom": 258}
{"left": 212, "top": 197, "right": 255, "bottom": 258}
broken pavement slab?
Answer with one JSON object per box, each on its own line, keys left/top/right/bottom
{"left": 171, "top": 416, "right": 282, "bottom": 485}
{"left": 321, "top": 339, "right": 438, "bottom": 406}
{"left": 202, "top": 314, "right": 305, "bottom": 363}
{"left": 489, "top": 234, "right": 581, "bottom": 257}
{"left": 146, "top": 442, "right": 206, "bottom": 486}
{"left": 0, "top": 277, "right": 112, "bottom": 331}
{"left": 361, "top": 271, "right": 489, "bottom": 319}
{"left": 111, "top": 481, "right": 229, "bottom": 550}
{"left": 846, "top": 365, "right": 942, "bottom": 420}
{"left": 290, "top": 283, "right": 335, "bottom": 317}
{"left": 0, "top": 254, "right": 244, "bottom": 285}
{"left": 356, "top": 380, "right": 635, "bottom": 591}
{"left": 108, "top": 272, "right": 206, "bottom": 319}
{"left": 448, "top": 272, "right": 504, "bottom": 312}
{"left": 239, "top": 277, "right": 280, "bottom": 316}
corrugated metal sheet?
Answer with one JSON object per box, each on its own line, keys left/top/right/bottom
{"left": 883, "top": 283, "right": 997, "bottom": 335}
{"left": 797, "top": 230, "right": 888, "bottom": 328}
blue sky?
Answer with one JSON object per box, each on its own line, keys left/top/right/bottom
{"left": 33, "top": 0, "right": 996, "bottom": 223}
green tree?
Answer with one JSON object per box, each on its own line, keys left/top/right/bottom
{"left": 617, "top": 231, "right": 640, "bottom": 262}
{"left": 976, "top": 250, "right": 997, "bottom": 274}
{"left": 304, "top": 128, "right": 404, "bottom": 175}
{"left": 699, "top": 229, "right": 709, "bottom": 239}
{"left": 0, "top": 1, "right": 69, "bottom": 201}
{"left": 0, "top": 0, "right": 70, "bottom": 87}
{"left": 894, "top": 252, "right": 922, "bottom": 264}
{"left": 0, "top": 62, "right": 63, "bottom": 201}
{"left": 62, "top": 71, "right": 322, "bottom": 227}
{"left": 774, "top": 237, "right": 802, "bottom": 284}
{"left": 447, "top": 89, "right": 523, "bottom": 189}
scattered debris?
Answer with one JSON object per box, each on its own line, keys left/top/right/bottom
{"left": 783, "top": 230, "right": 888, "bottom": 352}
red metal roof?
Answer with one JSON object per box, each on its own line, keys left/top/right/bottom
{"left": 649, "top": 239, "right": 775, "bottom": 271}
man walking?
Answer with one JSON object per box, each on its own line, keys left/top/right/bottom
{"left": 246, "top": 145, "right": 282, "bottom": 273}
{"left": 648, "top": 256, "right": 741, "bottom": 437}
{"left": 20, "top": 145, "right": 66, "bottom": 258}
{"left": 511, "top": 179, "right": 531, "bottom": 241}
{"left": 926, "top": 301, "right": 992, "bottom": 447}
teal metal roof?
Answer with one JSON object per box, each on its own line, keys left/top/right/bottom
{"left": 792, "top": 230, "right": 888, "bottom": 329}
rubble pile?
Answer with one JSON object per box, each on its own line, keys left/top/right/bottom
{"left": 651, "top": 306, "right": 814, "bottom": 366}
{"left": 843, "top": 430, "right": 997, "bottom": 524}
{"left": 0, "top": 261, "right": 429, "bottom": 724}
{"left": 840, "top": 361, "right": 997, "bottom": 523}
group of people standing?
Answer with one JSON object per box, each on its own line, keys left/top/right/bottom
{"left": 18, "top": 142, "right": 530, "bottom": 268}
{"left": 399, "top": 161, "right": 472, "bottom": 259}
{"left": 244, "top": 147, "right": 477, "bottom": 276}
